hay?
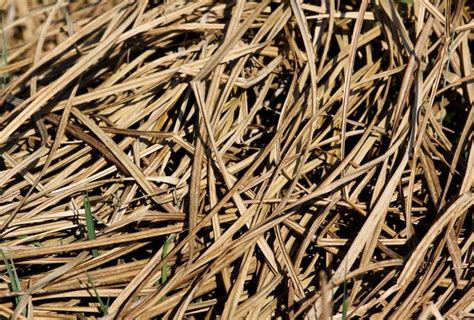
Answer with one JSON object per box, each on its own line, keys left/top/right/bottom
{"left": 0, "top": 1, "right": 472, "bottom": 319}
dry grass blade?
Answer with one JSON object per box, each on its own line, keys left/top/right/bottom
{"left": 0, "top": 1, "right": 472, "bottom": 319}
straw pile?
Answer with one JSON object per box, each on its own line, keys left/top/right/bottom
{"left": 0, "top": 1, "right": 472, "bottom": 319}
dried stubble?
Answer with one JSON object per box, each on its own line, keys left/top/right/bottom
{"left": 0, "top": 1, "right": 472, "bottom": 319}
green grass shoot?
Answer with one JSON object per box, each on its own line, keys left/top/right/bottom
{"left": 1, "top": 250, "right": 21, "bottom": 306}
{"left": 341, "top": 281, "right": 348, "bottom": 320}
{"left": 342, "top": 263, "right": 348, "bottom": 320}
{"left": 0, "top": 10, "right": 10, "bottom": 88}
{"left": 84, "top": 193, "right": 99, "bottom": 258}
{"left": 86, "top": 272, "right": 108, "bottom": 316}
{"left": 160, "top": 235, "right": 173, "bottom": 285}
{"left": 17, "top": 236, "right": 42, "bottom": 247}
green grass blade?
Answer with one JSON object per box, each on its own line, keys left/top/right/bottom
{"left": 342, "top": 281, "right": 348, "bottom": 320}
{"left": 17, "top": 236, "right": 42, "bottom": 247}
{"left": 1, "top": 250, "right": 21, "bottom": 306}
{"left": 0, "top": 10, "right": 10, "bottom": 88}
{"left": 160, "top": 235, "right": 172, "bottom": 285}
{"left": 86, "top": 272, "right": 108, "bottom": 316}
{"left": 84, "top": 193, "right": 98, "bottom": 257}
{"left": 342, "top": 262, "right": 348, "bottom": 320}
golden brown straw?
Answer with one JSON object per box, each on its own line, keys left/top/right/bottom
{"left": 0, "top": 1, "right": 472, "bottom": 319}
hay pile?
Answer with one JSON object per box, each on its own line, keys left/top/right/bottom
{"left": 0, "top": 1, "right": 472, "bottom": 319}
